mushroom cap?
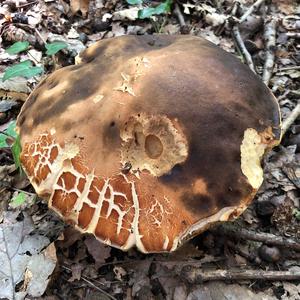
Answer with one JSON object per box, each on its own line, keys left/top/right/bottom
{"left": 17, "top": 35, "right": 281, "bottom": 253}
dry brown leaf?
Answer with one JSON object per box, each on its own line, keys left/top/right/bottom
{"left": 68, "top": 264, "right": 83, "bottom": 282}
{"left": 187, "top": 281, "right": 274, "bottom": 300}
{"left": 70, "top": 0, "right": 90, "bottom": 17}
{"left": 0, "top": 212, "right": 56, "bottom": 300}
{"left": 84, "top": 235, "right": 111, "bottom": 264}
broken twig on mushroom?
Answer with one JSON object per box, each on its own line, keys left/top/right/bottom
{"left": 239, "top": 0, "right": 265, "bottom": 23}
{"left": 216, "top": 224, "right": 300, "bottom": 251}
{"left": 232, "top": 25, "right": 256, "bottom": 73}
{"left": 181, "top": 267, "right": 300, "bottom": 283}
{"left": 282, "top": 103, "right": 300, "bottom": 136}
{"left": 262, "top": 18, "right": 277, "bottom": 86}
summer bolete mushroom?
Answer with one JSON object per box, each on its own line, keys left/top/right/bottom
{"left": 16, "top": 35, "right": 281, "bottom": 253}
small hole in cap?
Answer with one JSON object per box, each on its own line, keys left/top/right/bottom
{"left": 145, "top": 134, "right": 163, "bottom": 159}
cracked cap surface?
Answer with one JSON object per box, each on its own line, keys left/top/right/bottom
{"left": 17, "top": 35, "right": 281, "bottom": 253}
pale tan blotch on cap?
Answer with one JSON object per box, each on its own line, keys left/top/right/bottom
{"left": 120, "top": 113, "right": 188, "bottom": 177}
{"left": 17, "top": 35, "right": 281, "bottom": 253}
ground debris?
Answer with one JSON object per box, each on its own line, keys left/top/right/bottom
{"left": 0, "top": 211, "right": 56, "bottom": 300}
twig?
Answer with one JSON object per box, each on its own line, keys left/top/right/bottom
{"left": 216, "top": 224, "right": 300, "bottom": 251}
{"left": 181, "top": 267, "right": 300, "bottom": 283}
{"left": 277, "top": 66, "right": 300, "bottom": 72}
{"left": 81, "top": 277, "right": 117, "bottom": 300}
{"left": 232, "top": 25, "right": 256, "bottom": 73}
{"left": 286, "top": 32, "right": 300, "bottom": 38}
{"left": 174, "top": 3, "right": 186, "bottom": 27}
{"left": 0, "top": 131, "right": 13, "bottom": 138}
{"left": 35, "top": 28, "right": 58, "bottom": 70}
{"left": 262, "top": 18, "right": 277, "bottom": 86}
{"left": 34, "top": 28, "right": 47, "bottom": 45}
{"left": 61, "top": 266, "right": 116, "bottom": 300}
{"left": 282, "top": 103, "right": 300, "bottom": 136}
{"left": 27, "top": 51, "right": 40, "bottom": 65}
{"left": 10, "top": 187, "right": 36, "bottom": 197}
{"left": 215, "top": 1, "right": 239, "bottom": 36}
{"left": 239, "top": 0, "right": 265, "bottom": 23}
{"left": 17, "top": 1, "right": 38, "bottom": 8}
{"left": 230, "top": 1, "right": 239, "bottom": 17}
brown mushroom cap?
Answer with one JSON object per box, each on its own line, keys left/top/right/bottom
{"left": 17, "top": 35, "right": 281, "bottom": 253}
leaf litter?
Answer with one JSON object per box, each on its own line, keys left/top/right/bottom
{"left": 0, "top": 211, "right": 57, "bottom": 300}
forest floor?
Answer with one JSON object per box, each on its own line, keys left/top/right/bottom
{"left": 0, "top": 0, "right": 299, "bottom": 299}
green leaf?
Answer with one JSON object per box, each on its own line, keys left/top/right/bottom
{"left": 12, "top": 134, "right": 22, "bottom": 172}
{"left": 0, "top": 121, "right": 17, "bottom": 147}
{"left": 0, "top": 134, "right": 8, "bottom": 147}
{"left": 293, "top": 209, "right": 300, "bottom": 221}
{"left": 138, "top": 0, "right": 172, "bottom": 19}
{"left": 127, "top": 0, "right": 142, "bottom": 4}
{"left": 6, "top": 41, "right": 30, "bottom": 55}
{"left": 5, "top": 120, "right": 18, "bottom": 139}
{"left": 2, "top": 60, "right": 43, "bottom": 81}
{"left": 45, "top": 41, "right": 68, "bottom": 56}
{"left": 0, "top": 121, "right": 23, "bottom": 172}
{"left": 10, "top": 192, "right": 26, "bottom": 208}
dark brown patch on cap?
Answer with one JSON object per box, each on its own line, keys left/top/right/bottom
{"left": 181, "top": 193, "right": 216, "bottom": 215}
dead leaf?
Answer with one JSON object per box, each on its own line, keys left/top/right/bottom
{"left": 70, "top": 0, "right": 90, "bottom": 17}
{"left": 68, "top": 264, "right": 83, "bottom": 282}
{"left": 67, "top": 28, "right": 80, "bottom": 39}
{"left": 173, "top": 285, "right": 188, "bottom": 300}
{"left": 113, "top": 266, "right": 127, "bottom": 281}
{"left": 277, "top": 69, "right": 300, "bottom": 79}
{"left": 0, "top": 90, "right": 28, "bottom": 102}
{"left": 0, "top": 99, "right": 18, "bottom": 112}
{"left": 56, "top": 227, "right": 82, "bottom": 249}
{"left": 27, "top": 49, "right": 43, "bottom": 64}
{"left": 0, "top": 75, "right": 31, "bottom": 94}
{"left": 276, "top": 0, "right": 299, "bottom": 14}
{"left": 197, "top": 27, "right": 221, "bottom": 45}
{"left": 128, "top": 261, "right": 152, "bottom": 297}
{"left": 113, "top": 8, "right": 139, "bottom": 21}
{"left": 111, "top": 22, "right": 126, "bottom": 37}
{"left": 281, "top": 282, "right": 300, "bottom": 300}
{"left": 0, "top": 212, "right": 56, "bottom": 300}
{"left": 84, "top": 235, "right": 111, "bottom": 264}
{"left": 186, "top": 281, "right": 274, "bottom": 300}
{"left": 47, "top": 33, "right": 86, "bottom": 56}
{"left": 161, "top": 24, "right": 180, "bottom": 35}
{"left": 205, "top": 13, "right": 227, "bottom": 27}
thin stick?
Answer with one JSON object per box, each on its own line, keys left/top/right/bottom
{"left": 17, "top": 1, "right": 38, "bottom": 8}
{"left": 34, "top": 28, "right": 47, "bottom": 45}
{"left": 10, "top": 187, "right": 36, "bottom": 196}
{"left": 216, "top": 224, "right": 300, "bottom": 251}
{"left": 81, "top": 277, "right": 117, "bottom": 300}
{"left": 286, "top": 32, "right": 300, "bottom": 38}
{"left": 35, "top": 28, "right": 58, "bottom": 70}
{"left": 181, "top": 267, "right": 300, "bottom": 283}
{"left": 232, "top": 25, "right": 256, "bottom": 73}
{"left": 239, "top": 0, "right": 265, "bottom": 23}
{"left": 277, "top": 66, "right": 300, "bottom": 72}
{"left": 262, "top": 18, "right": 277, "bottom": 86}
{"left": 61, "top": 266, "right": 116, "bottom": 300}
{"left": 282, "top": 103, "right": 300, "bottom": 136}
{"left": 174, "top": 3, "right": 186, "bottom": 27}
